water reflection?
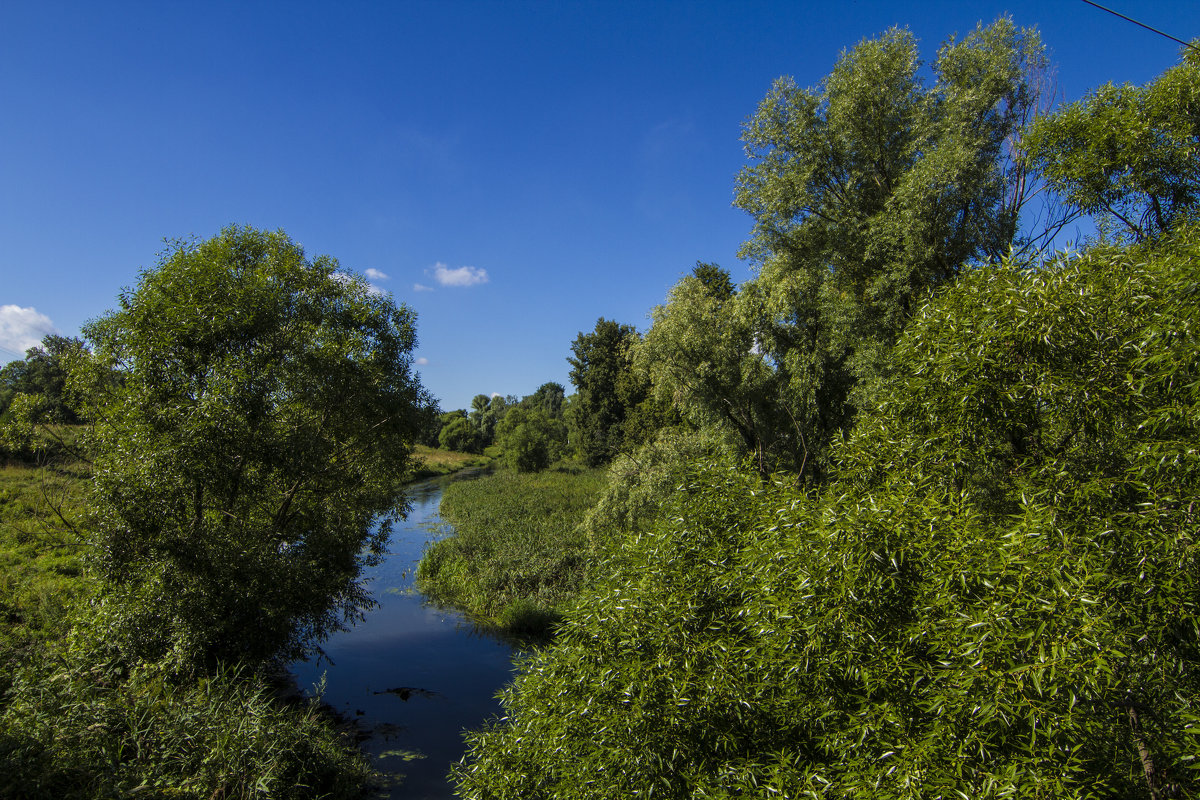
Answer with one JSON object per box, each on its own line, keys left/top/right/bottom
{"left": 291, "top": 470, "right": 513, "bottom": 799}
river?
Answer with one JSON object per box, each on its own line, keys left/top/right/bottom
{"left": 290, "top": 470, "right": 515, "bottom": 798}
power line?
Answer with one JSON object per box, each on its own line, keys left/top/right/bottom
{"left": 1079, "top": 0, "right": 1200, "bottom": 53}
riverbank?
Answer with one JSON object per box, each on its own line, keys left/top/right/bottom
{"left": 0, "top": 454, "right": 378, "bottom": 798}
{"left": 406, "top": 444, "right": 493, "bottom": 481}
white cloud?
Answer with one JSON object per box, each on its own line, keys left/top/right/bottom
{"left": 413, "top": 283, "right": 434, "bottom": 292}
{"left": 365, "top": 268, "right": 389, "bottom": 281}
{"left": 415, "top": 357, "right": 429, "bottom": 366}
{"left": 433, "top": 262, "right": 488, "bottom": 287}
{"left": 0, "top": 305, "right": 58, "bottom": 358}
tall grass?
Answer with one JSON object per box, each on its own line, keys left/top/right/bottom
{"left": 416, "top": 464, "right": 606, "bottom": 638}
{"left": 0, "top": 458, "right": 91, "bottom": 686}
{"left": 0, "top": 655, "right": 374, "bottom": 799}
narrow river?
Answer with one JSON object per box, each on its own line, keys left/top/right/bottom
{"left": 291, "top": 470, "right": 515, "bottom": 798}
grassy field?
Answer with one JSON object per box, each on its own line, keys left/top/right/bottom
{"left": 0, "top": 456, "right": 91, "bottom": 674}
{"left": 416, "top": 463, "right": 607, "bottom": 639}
{"left": 407, "top": 445, "right": 491, "bottom": 480}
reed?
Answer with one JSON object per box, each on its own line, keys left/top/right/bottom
{"left": 416, "top": 464, "right": 606, "bottom": 639}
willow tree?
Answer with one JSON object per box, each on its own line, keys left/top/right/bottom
{"left": 1023, "top": 46, "right": 1200, "bottom": 241}
{"left": 636, "top": 263, "right": 782, "bottom": 474}
{"left": 77, "top": 226, "right": 429, "bottom": 668}
{"left": 454, "top": 222, "right": 1200, "bottom": 800}
{"left": 734, "top": 17, "right": 1046, "bottom": 479}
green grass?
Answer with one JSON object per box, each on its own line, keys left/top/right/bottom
{"left": 406, "top": 445, "right": 492, "bottom": 481}
{"left": 0, "top": 457, "right": 92, "bottom": 675}
{"left": 1, "top": 656, "right": 377, "bottom": 800}
{"left": 0, "top": 450, "right": 378, "bottom": 798}
{"left": 415, "top": 463, "right": 607, "bottom": 639}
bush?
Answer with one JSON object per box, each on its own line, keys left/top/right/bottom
{"left": 578, "top": 426, "right": 738, "bottom": 549}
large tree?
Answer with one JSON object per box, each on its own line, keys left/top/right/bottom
{"left": 734, "top": 17, "right": 1046, "bottom": 479}
{"left": 637, "top": 263, "right": 783, "bottom": 474}
{"left": 567, "top": 318, "right": 650, "bottom": 466}
{"left": 76, "top": 225, "right": 428, "bottom": 668}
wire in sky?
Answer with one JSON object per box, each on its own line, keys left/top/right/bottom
{"left": 1079, "top": 0, "right": 1200, "bottom": 53}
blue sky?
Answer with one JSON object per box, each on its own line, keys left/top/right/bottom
{"left": 2, "top": 1, "right": 1197, "bottom": 410}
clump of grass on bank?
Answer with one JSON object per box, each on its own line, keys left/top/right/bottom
{"left": 416, "top": 463, "right": 606, "bottom": 638}
{"left": 406, "top": 445, "right": 491, "bottom": 481}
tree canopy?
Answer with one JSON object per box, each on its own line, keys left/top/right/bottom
{"left": 567, "top": 318, "right": 653, "bottom": 466}
{"left": 636, "top": 263, "right": 780, "bottom": 473}
{"left": 732, "top": 17, "right": 1046, "bottom": 478}
{"left": 76, "top": 225, "right": 429, "bottom": 668}
{"left": 1023, "top": 46, "right": 1200, "bottom": 241}
{"left": 0, "top": 335, "right": 87, "bottom": 425}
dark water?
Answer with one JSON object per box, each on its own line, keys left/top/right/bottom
{"left": 291, "top": 471, "right": 515, "bottom": 799}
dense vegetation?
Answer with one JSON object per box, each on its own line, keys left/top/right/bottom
{"left": 2, "top": 14, "right": 1197, "bottom": 800}
{"left": 454, "top": 227, "right": 1200, "bottom": 798}
{"left": 0, "top": 226, "right": 431, "bottom": 798}
{"left": 447, "top": 21, "right": 1200, "bottom": 800}
{"left": 417, "top": 466, "right": 606, "bottom": 637}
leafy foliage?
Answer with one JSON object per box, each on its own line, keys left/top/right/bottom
{"left": 637, "top": 264, "right": 782, "bottom": 474}
{"left": 76, "top": 225, "right": 428, "bottom": 669}
{"left": 733, "top": 18, "right": 1046, "bottom": 479}
{"left": 0, "top": 336, "right": 87, "bottom": 425}
{"left": 578, "top": 426, "right": 739, "bottom": 550}
{"left": 1023, "top": 47, "right": 1200, "bottom": 241}
{"left": 494, "top": 407, "right": 560, "bottom": 472}
{"left": 568, "top": 318, "right": 663, "bottom": 466}
{"left": 439, "top": 413, "right": 485, "bottom": 454}
{"left": 454, "top": 226, "right": 1200, "bottom": 798}
{"left": 491, "top": 384, "right": 571, "bottom": 472}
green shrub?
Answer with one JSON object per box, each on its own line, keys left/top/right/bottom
{"left": 578, "top": 426, "right": 738, "bottom": 549}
